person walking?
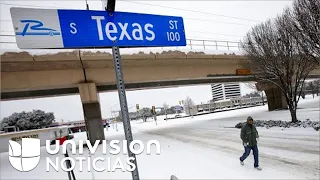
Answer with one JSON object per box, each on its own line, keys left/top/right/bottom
{"left": 239, "top": 116, "right": 262, "bottom": 170}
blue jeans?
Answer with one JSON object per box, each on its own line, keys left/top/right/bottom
{"left": 240, "top": 145, "right": 259, "bottom": 167}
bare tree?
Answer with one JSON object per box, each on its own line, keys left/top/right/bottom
{"left": 308, "top": 81, "right": 316, "bottom": 98}
{"left": 244, "top": 82, "right": 258, "bottom": 91}
{"left": 242, "top": 91, "right": 261, "bottom": 98}
{"left": 241, "top": 7, "right": 318, "bottom": 122}
{"left": 184, "top": 96, "right": 195, "bottom": 115}
{"left": 314, "top": 79, "right": 320, "bottom": 96}
{"left": 163, "top": 103, "right": 169, "bottom": 110}
{"left": 140, "top": 108, "right": 152, "bottom": 122}
{"left": 163, "top": 103, "right": 169, "bottom": 119}
{"left": 292, "top": 0, "right": 320, "bottom": 60}
{"left": 306, "top": 79, "right": 320, "bottom": 97}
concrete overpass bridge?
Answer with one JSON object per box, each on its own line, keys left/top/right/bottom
{"left": 1, "top": 51, "right": 320, "bottom": 144}
{"left": 2, "top": 51, "right": 319, "bottom": 99}
{"left": 0, "top": 51, "right": 251, "bottom": 99}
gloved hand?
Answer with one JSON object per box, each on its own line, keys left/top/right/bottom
{"left": 243, "top": 142, "right": 249, "bottom": 147}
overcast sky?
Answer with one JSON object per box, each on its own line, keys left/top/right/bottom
{"left": 0, "top": 0, "right": 292, "bottom": 121}
{"left": 0, "top": 0, "right": 292, "bottom": 53}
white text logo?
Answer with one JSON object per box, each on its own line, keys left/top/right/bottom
{"left": 9, "top": 138, "right": 41, "bottom": 171}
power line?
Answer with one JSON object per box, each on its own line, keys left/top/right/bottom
{"left": 0, "top": 1, "right": 93, "bottom": 9}
{"left": 0, "top": 2, "right": 65, "bottom": 8}
{"left": 188, "top": 38, "right": 240, "bottom": 43}
{"left": 0, "top": 3, "right": 255, "bottom": 27}
{"left": 1, "top": 31, "right": 243, "bottom": 39}
{"left": 186, "top": 38, "right": 241, "bottom": 44}
{"left": 120, "top": 1, "right": 261, "bottom": 23}
{"left": 0, "top": 30, "right": 15, "bottom": 35}
{"left": 0, "top": 17, "right": 253, "bottom": 27}
{"left": 188, "top": 30, "right": 243, "bottom": 37}
{"left": 2, "top": 34, "right": 244, "bottom": 44}
{"left": 0, "top": 2, "right": 248, "bottom": 40}
{"left": 1, "top": 1, "right": 261, "bottom": 23}
{"left": 1, "top": 39, "right": 242, "bottom": 44}
{"left": 0, "top": 41, "right": 16, "bottom": 44}
{"left": 184, "top": 18, "right": 252, "bottom": 27}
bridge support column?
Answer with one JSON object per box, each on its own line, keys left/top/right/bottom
{"left": 78, "top": 83, "right": 105, "bottom": 144}
{"left": 256, "top": 82, "right": 288, "bottom": 111}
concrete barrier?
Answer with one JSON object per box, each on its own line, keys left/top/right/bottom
{"left": 0, "top": 126, "right": 69, "bottom": 153}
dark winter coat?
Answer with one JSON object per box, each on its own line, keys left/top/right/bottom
{"left": 240, "top": 123, "right": 259, "bottom": 147}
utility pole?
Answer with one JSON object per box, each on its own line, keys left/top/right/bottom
{"left": 152, "top": 106, "right": 157, "bottom": 125}
{"left": 165, "top": 107, "right": 168, "bottom": 120}
{"left": 136, "top": 104, "right": 139, "bottom": 121}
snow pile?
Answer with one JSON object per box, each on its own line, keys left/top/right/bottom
{"left": 235, "top": 119, "right": 320, "bottom": 131}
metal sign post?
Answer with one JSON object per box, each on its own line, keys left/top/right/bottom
{"left": 112, "top": 40, "right": 140, "bottom": 180}
{"left": 10, "top": 3, "right": 186, "bottom": 180}
{"left": 104, "top": 0, "right": 140, "bottom": 179}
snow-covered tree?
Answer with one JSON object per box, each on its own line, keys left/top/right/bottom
{"left": 241, "top": 1, "right": 319, "bottom": 122}
{"left": 0, "top": 110, "right": 55, "bottom": 131}
{"left": 292, "top": 0, "right": 320, "bottom": 60}
{"left": 305, "top": 79, "right": 320, "bottom": 97}
{"left": 314, "top": 79, "right": 320, "bottom": 96}
{"left": 184, "top": 96, "right": 195, "bottom": 115}
{"left": 138, "top": 108, "right": 152, "bottom": 122}
{"left": 163, "top": 103, "right": 169, "bottom": 111}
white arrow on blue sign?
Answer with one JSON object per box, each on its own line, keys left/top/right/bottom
{"left": 174, "top": 106, "right": 184, "bottom": 111}
{"left": 10, "top": 7, "right": 187, "bottom": 49}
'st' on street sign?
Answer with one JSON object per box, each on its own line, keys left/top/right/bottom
{"left": 10, "top": 7, "right": 187, "bottom": 49}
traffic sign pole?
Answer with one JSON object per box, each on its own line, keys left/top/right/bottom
{"left": 104, "top": 0, "right": 140, "bottom": 180}
{"left": 10, "top": 5, "right": 186, "bottom": 180}
{"left": 112, "top": 47, "right": 139, "bottom": 178}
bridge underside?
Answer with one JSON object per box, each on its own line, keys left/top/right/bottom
{"left": 1, "top": 76, "right": 256, "bottom": 100}
{"left": 1, "top": 52, "right": 319, "bottom": 143}
{"left": 2, "top": 52, "right": 319, "bottom": 101}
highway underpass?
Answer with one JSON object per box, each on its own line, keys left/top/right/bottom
{"left": 2, "top": 51, "right": 320, "bottom": 99}
{"left": 1, "top": 51, "right": 320, "bottom": 144}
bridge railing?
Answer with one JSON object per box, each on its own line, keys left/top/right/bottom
{"left": 187, "top": 39, "right": 241, "bottom": 51}
{"left": 0, "top": 36, "right": 242, "bottom": 55}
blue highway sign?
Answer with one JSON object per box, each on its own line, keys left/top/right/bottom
{"left": 10, "top": 8, "right": 186, "bottom": 49}
{"left": 174, "top": 106, "right": 184, "bottom": 111}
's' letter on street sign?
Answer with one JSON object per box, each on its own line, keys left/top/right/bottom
{"left": 10, "top": 7, "right": 186, "bottom": 49}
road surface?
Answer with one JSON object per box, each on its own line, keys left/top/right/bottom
{"left": 140, "top": 99, "right": 320, "bottom": 179}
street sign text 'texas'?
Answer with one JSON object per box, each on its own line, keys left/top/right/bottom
{"left": 10, "top": 7, "right": 187, "bottom": 49}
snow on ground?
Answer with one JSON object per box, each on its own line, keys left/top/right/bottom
{"left": 1, "top": 95, "right": 319, "bottom": 179}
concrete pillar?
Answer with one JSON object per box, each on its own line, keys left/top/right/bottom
{"left": 256, "top": 81, "right": 288, "bottom": 111}
{"left": 78, "top": 83, "right": 105, "bottom": 144}
{"left": 264, "top": 87, "right": 288, "bottom": 111}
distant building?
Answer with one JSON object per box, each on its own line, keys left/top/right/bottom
{"left": 64, "top": 119, "right": 109, "bottom": 133}
{"left": 211, "top": 83, "right": 241, "bottom": 101}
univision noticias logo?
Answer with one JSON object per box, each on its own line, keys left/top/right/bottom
{"left": 8, "top": 137, "right": 160, "bottom": 173}
{"left": 8, "top": 138, "right": 41, "bottom": 172}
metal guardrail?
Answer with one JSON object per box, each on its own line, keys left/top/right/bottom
{"left": 186, "top": 39, "right": 241, "bottom": 51}
{"left": 1, "top": 35, "right": 242, "bottom": 52}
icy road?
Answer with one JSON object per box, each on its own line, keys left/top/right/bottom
{"left": 1, "top": 96, "right": 319, "bottom": 179}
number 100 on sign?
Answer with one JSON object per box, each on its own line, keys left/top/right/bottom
{"left": 167, "top": 20, "right": 182, "bottom": 41}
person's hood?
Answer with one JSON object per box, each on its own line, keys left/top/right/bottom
{"left": 247, "top": 116, "right": 253, "bottom": 123}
